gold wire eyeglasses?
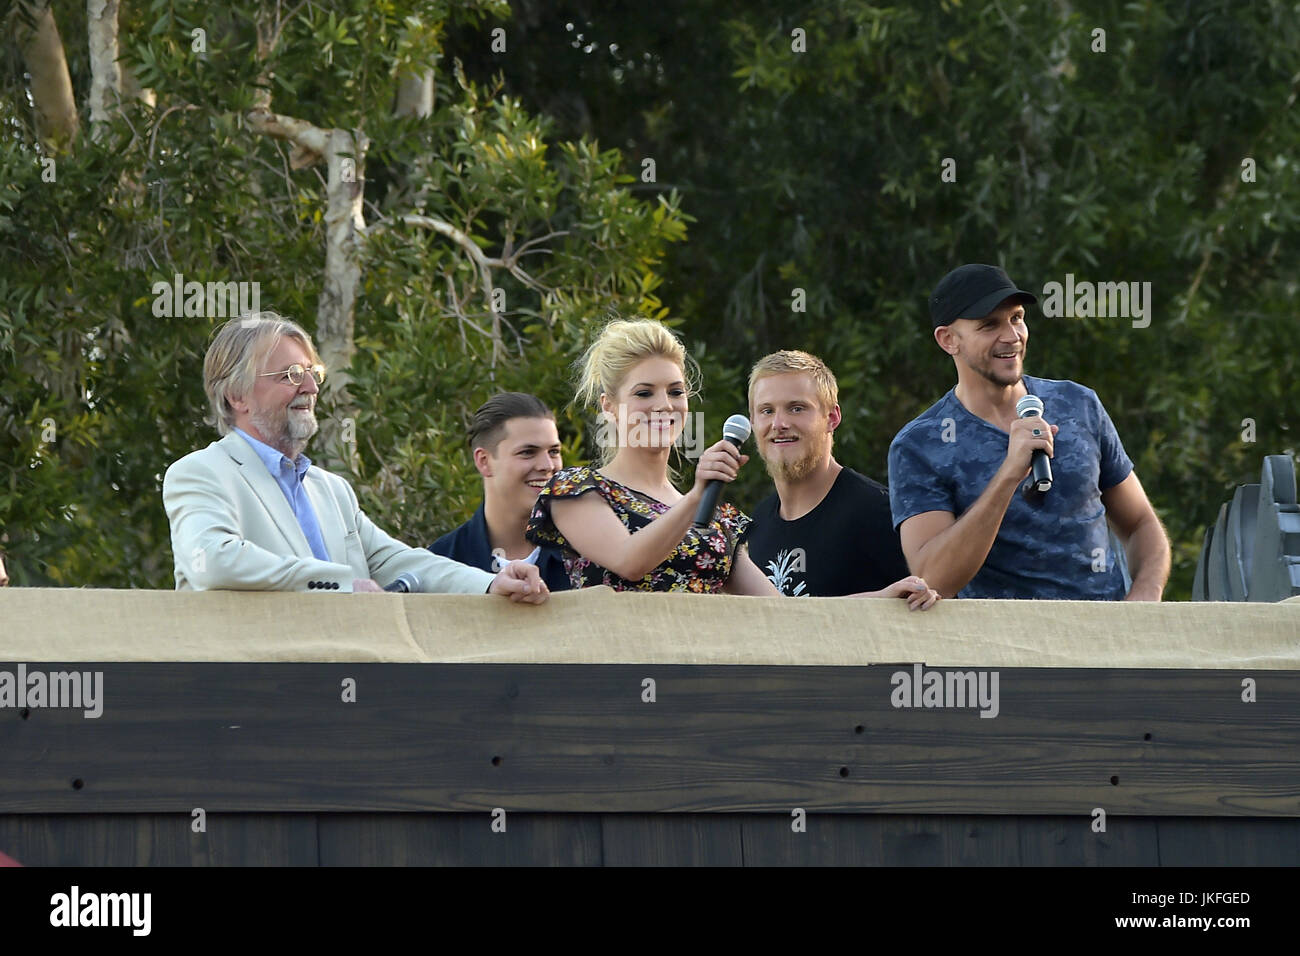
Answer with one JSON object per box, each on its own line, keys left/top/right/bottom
{"left": 259, "top": 363, "right": 326, "bottom": 386}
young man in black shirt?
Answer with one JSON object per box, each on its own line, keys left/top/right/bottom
{"left": 745, "top": 350, "right": 936, "bottom": 606}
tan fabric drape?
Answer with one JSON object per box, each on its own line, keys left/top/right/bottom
{"left": 1, "top": 588, "right": 1296, "bottom": 668}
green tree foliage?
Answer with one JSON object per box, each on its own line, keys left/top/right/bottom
{"left": 1, "top": 0, "right": 685, "bottom": 586}
{"left": 455, "top": 0, "right": 1300, "bottom": 598}
{"left": 5, "top": 1, "right": 1296, "bottom": 599}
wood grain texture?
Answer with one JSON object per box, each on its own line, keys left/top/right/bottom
{"left": 1, "top": 664, "right": 1297, "bottom": 815}
{"left": 740, "top": 814, "right": 1166, "bottom": 866}
{"left": 1, "top": 813, "right": 1293, "bottom": 865}
{"left": 0, "top": 813, "right": 318, "bottom": 865}
{"left": 1153, "top": 817, "right": 1300, "bottom": 866}
{"left": 600, "top": 814, "right": 744, "bottom": 866}
{"left": 317, "top": 812, "right": 602, "bottom": 866}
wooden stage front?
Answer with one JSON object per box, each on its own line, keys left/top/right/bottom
{"left": 1, "top": 590, "right": 1297, "bottom": 865}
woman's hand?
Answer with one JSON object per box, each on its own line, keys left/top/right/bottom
{"left": 855, "top": 575, "right": 941, "bottom": 610}
{"left": 691, "top": 438, "right": 748, "bottom": 495}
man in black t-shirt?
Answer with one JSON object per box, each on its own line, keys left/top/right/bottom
{"left": 746, "top": 351, "right": 929, "bottom": 601}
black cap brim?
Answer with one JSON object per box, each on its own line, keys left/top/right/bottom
{"left": 954, "top": 286, "right": 1037, "bottom": 323}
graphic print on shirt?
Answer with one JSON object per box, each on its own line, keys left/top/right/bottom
{"left": 765, "top": 547, "right": 808, "bottom": 597}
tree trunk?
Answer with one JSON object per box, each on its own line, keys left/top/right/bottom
{"left": 315, "top": 127, "right": 369, "bottom": 471}
{"left": 86, "top": 0, "right": 122, "bottom": 139}
{"left": 245, "top": 109, "right": 367, "bottom": 469}
{"left": 16, "top": 1, "right": 79, "bottom": 152}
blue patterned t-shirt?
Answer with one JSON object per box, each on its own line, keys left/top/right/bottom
{"left": 887, "top": 375, "right": 1133, "bottom": 600}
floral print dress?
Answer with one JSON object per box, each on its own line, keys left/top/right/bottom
{"left": 525, "top": 466, "right": 751, "bottom": 593}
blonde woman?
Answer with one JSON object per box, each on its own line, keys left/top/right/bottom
{"left": 526, "top": 319, "right": 777, "bottom": 594}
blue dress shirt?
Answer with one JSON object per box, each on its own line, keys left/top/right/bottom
{"left": 233, "top": 428, "right": 331, "bottom": 562}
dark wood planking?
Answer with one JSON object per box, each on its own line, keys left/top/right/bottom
{"left": 1154, "top": 817, "right": 1300, "bottom": 866}
{"left": 600, "top": 814, "right": 744, "bottom": 866}
{"left": 317, "top": 813, "right": 602, "bottom": 866}
{"left": 742, "top": 812, "right": 888, "bottom": 866}
{"left": 940, "top": 815, "right": 1027, "bottom": 866}
{"left": 0, "top": 813, "right": 318, "bottom": 866}
{"left": 0, "top": 813, "right": 1297, "bottom": 865}
{"left": 1014, "top": 815, "right": 1162, "bottom": 866}
{"left": 1, "top": 664, "right": 1297, "bottom": 814}
{"left": 739, "top": 814, "right": 1164, "bottom": 866}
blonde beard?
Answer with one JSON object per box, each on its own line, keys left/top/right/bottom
{"left": 762, "top": 432, "right": 829, "bottom": 483}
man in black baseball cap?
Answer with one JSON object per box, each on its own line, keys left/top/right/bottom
{"left": 885, "top": 263, "right": 1170, "bottom": 602}
{"left": 928, "top": 263, "right": 1037, "bottom": 329}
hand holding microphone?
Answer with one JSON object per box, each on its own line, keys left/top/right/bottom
{"left": 693, "top": 414, "right": 752, "bottom": 527}
{"left": 1010, "top": 395, "right": 1057, "bottom": 494}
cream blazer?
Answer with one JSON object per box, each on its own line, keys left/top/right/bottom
{"left": 163, "top": 432, "right": 495, "bottom": 594}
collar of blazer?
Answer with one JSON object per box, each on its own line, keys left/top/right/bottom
{"left": 217, "top": 431, "right": 348, "bottom": 563}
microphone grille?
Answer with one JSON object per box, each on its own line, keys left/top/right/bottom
{"left": 1016, "top": 394, "right": 1044, "bottom": 417}
{"left": 722, "top": 414, "right": 752, "bottom": 443}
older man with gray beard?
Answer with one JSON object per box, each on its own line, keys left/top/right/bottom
{"left": 163, "top": 312, "right": 547, "bottom": 601}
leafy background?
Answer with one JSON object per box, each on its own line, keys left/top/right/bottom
{"left": 3, "top": 0, "right": 1297, "bottom": 598}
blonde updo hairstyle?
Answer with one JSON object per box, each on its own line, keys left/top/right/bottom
{"left": 575, "top": 318, "right": 701, "bottom": 465}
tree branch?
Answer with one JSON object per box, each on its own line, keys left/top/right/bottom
{"left": 369, "top": 214, "right": 564, "bottom": 365}
{"left": 245, "top": 108, "right": 329, "bottom": 168}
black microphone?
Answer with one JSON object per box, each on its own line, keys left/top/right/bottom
{"left": 693, "top": 414, "right": 752, "bottom": 527}
{"left": 384, "top": 572, "right": 420, "bottom": 593}
{"left": 1015, "top": 394, "right": 1053, "bottom": 493}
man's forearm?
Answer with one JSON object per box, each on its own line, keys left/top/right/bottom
{"left": 1123, "top": 514, "right": 1171, "bottom": 600}
{"left": 914, "top": 469, "right": 1021, "bottom": 597}
{"left": 187, "top": 532, "right": 355, "bottom": 590}
{"left": 357, "top": 509, "right": 496, "bottom": 594}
